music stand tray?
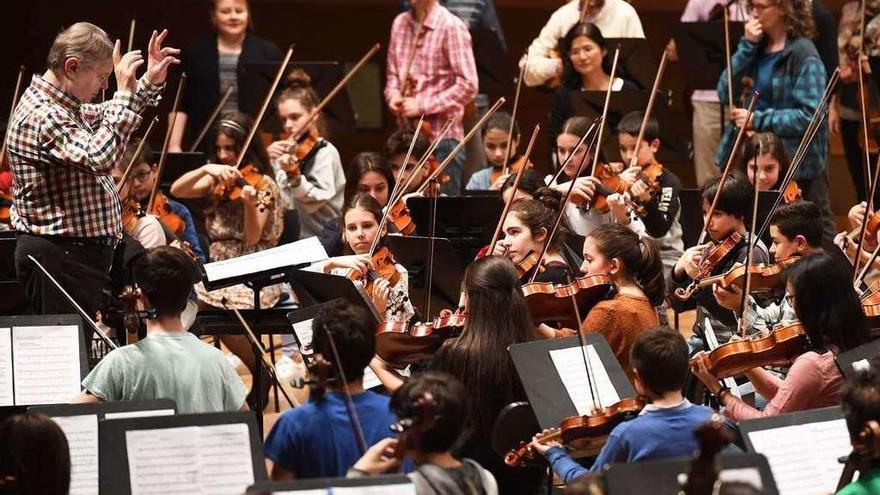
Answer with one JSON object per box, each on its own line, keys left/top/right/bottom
{"left": 385, "top": 235, "right": 463, "bottom": 315}
{"left": 406, "top": 195, "right": 503, "bottom": 263}
{"left": 286, "top": 269, "right": 382, "bottom": 324}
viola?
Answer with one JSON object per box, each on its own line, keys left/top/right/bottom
{"left": 689, "top": 321, "right": 807, "bottom": 379}
{"left": 149, "top": 191, "right": 186, "bottom": 236}
{"left": 375, "top": 308, "right": 466, "bottom": 367}
{"left": 522, "top": 274, "right": 616, "bottom": 328}
{"left": 674, "top": 231, "right": 745, "bottom": 301}
{"left": 505, "top": 427, "right": 562, "bottom": 467}
{"left": 558, "top": 398, "right": 645, "bottom": 450}
{"left": 278, "top": 127, "right": 322, "bottom": 177}
{"left": 347, "top": 246, "right": 402, "bottom": 295}
{"left": 211, "top": 164, "right": 274, "bottom": 212}
{"left": 682, "top": 257, "right": 796, "bottom": 300}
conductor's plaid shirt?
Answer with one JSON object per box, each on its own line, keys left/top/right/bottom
{"left": 6, "top": 74, "right": 163, "bottom": 237}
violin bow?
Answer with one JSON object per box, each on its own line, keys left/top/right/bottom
{"left": 220, "top": 298, "right": 300, "bottom": 409}
{"left": 550, "top": 116, "right": 602, "bottom": 185}
{"left": 391, "top": 119, "right": 454, "bottom": 204}
{"left": 322, "top": 325, "right": 369, "bottom": 455}
{"left": 859, "top": 0, "right": 873, "bottom": 195}
{"left": 697, "top": 92, "right": 759, "bottom": 246}
{"left": 0, "top": 65, "right": 25, "bottom": 173}
{"left": 234, "top": 45, "right": 295, "bottom": 170}
{"left": 127, "top": 18, "right": 136, "bottom": 53}
{"left": 628, "top": 49, "right": 668, "bottom": 170}
{"left": 116, "top": 116, "right": 159, "bottom": 195}
{"left": 188, "top": 85, "right": 234, "bottom": 152}
{"left": 724, "top": 9, "right": 735, "bottom": 117}
{"left": 569, "top": 273, "right": 602, "bottom": 413}
{"left": 855, "top": 243, "right": 880, "bottom": 295}
{"left": 288, "top": 43, "right": 381, "bottom": 147}
{"left": 588, "top": 47, "right": 620, "bottom": 178}
{"left": 488, "top": 125, "right": 541, "bottom": 255}
{"left": 502, "top": 53, "right": 528, "bottom": 177}
{"left": 147, "top": 73, "right": 186, "bottom": 210}
{"left": 528, "top": 121, "right": 603, "bottom": 284}
{"left": 370, "top": 116, "right": 425, "bottom": 257}
{"left": 415, "top": 97, "right": 507, "bottom": 195}
{"left": 28, "top": 255, "right": 118, "bottom": 350}
{"left": 739, "top": 142, "right": 762, "bottom": 337}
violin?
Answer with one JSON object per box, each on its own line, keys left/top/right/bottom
{"left": 388, "top": 200, "right": 416, "bottom": 235}
{"left": 579, "top": 163, "right": 629, "bottom": 213}
{"left": 277, "top": 127, "right": 322, "bottom": 177}
{"left": 690, "top": 321, "right": 807, "bottom": 379}
{"left": 490, "top": 155, "right": 529, "bottom": 186}
{"left": 121, "top": 197, "right": 146, "bottom": 234}
{"left": 522, "top": 274, "right": 616, "bottom": 328}
{"left": 674, "top": 231, "right": 745, "bottom": 301}
{"left": 211, "top": 164, "right": 274, "bottom": 212}
{"left": 148, "top": 191, "right": 186, "bottom": 236}
{"left": 347, "top": 246, "right": 402, "bottom": 294}
{"left": 862, "top": 289, "right": 880, "bottom": 324}
{"left": 680, "top": 257, "right": 796, "bottom": 301}
{"left": 375, "top": 308, "right": 466, "bottom": 367}
{"left": 678, "top": 415, "right": 734, "bottom": 495}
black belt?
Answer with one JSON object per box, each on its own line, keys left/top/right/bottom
{"left": 18, "top": 232, "right": 119, "bottom": 248}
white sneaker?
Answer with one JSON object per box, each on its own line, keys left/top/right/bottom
{"left": 275, "top": 354, "right": 307, "bottom": 384}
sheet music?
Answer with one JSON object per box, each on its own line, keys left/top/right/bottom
{"left": 12, "top": 325, "right": 81, "bottom": 405}
{"left": 331, "top": 484, "right": 416, "bottom": 495}
{"left": 0, "top": 328, "right": 12, "bottom": 406}
{"left": 747, "top": 418, "right": 850, "bottom": 495}
{"left": 549, "top": 344, "right": 620, "bottom": 415}
{"left": 126, "top": 423, "right": 254, "bottom": 495}
{"left": 203, "top": 236, "right": 328, "bottom": 283}
{"left": 719, "top": 468, "right": 763, "bottom": 488}
{"left": 705, "top": 318, "right": 741, "bottom": 398}
{"left": 104, "top": 409, "right": 175, "bottom": 420}
{"left": 53, "top": 414, "right": 99, "bottom": 495}
{"left": 853, "top": 358, "right": 870, "bottom": 372}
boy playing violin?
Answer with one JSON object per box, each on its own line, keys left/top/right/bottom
{"left": 529, "top": 327, "right": 713, "bottom": 484}
{"left": 672, "top": 174, "right": 769, "bottom": 349}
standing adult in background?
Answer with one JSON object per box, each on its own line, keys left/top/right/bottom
{"left": 716, "top": 0, "right": 835, "bottom": 242}
{"left": 7, "top": 23, "right": 178, "bottom": 324}
{"left": 385, "top": 0, "right": 479, "bottom": 196}
{"left": 520, "top": 0, "right": 644, "bottom": 88}
{"left": 167, "top": 0, "right": 281, "bottom": 152}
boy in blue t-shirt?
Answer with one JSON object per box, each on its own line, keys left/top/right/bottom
{"left": 531, "top": 327, "right": 714, "bottom": 484}
{"left": 264, "top": 300, "right": 399, "bottom": 480}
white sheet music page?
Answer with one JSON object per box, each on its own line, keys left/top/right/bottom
{"left": 0, "top": 328, "right": 13, "bottom": 407}
{"left": 12, "top": 325, "right": 81, "bottom": 405}
{"left": 103, "top": 409, "right": 175, "bottom": 420}
{"left": 126, "top": 423, "right": 254, "bottom": 495}
{"left": 549, "top": 345, "right": 620, "bottom": 416}
{"left": 203, "top": 236, "right": 328, "bottom": 283}
{"left": 53, "top": 414, "right": 99, "bottom": 495}
{"left": 747, "top": 418, "right": 850, "bottom": 495}
{"left": 332, "top": 483, "right": 416, "bottom": 495}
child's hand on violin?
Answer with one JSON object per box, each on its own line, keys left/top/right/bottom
{"left": 529, "top": 429, "right": 562, "bottom": 456}
{"left": 689, "top": 353, "right": 723, "bottom": 393}
{"left": 730, "top": 108, "right": 754, "bottom": 130}
{"left": 849, "top": 202, "right": 868, "bottom": 231}
{"left": 353, "top": 438, "right": 403, "bottom": 475}
{"left": 834, "top": 231, "right": 856, "bottom": 258}
{"left": 607, "top": 193, "right": 631, "bottom": 224}
{"left": 712, "top": 282, "right": 743, "bottom": 312}
{"left": 328, "top": 254, "right": 374, "bottom": 275}
{"left": 202, "top": 164, "right": 240, "bottom": 183}
{"left": 371, "top": 278, "right": 391, "bottom": 314}
{"left": 618, "top": 165, "right": 640, "bottom": 186}
{"left": 240, "top": 185, "right": 259, "bottom": 208}
{"left": 676, "top": 243, "right": 711, "bottom": 279}
{"left": 630, "top": 178, "right": 652, "bottom": 202}
{"left": 267, "top": 140, "right": 290, "bottom": 160}
{"left": 557, "top": 176, "right": 598, "bottom": 204}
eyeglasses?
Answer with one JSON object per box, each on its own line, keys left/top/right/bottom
{"left": 131, "top": 171, "right": 152, "bottom": 183}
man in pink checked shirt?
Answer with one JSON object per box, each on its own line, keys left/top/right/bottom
{"left": 385, "top": 0, "right": 479, "bottom": 196}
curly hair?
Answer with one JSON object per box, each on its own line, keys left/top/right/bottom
{"left": 772, "top": 0, "right": 817, "bottom": 39}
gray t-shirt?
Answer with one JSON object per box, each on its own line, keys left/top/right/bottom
{"left": 81, "top": 331, "right": 247, "bottom": 414}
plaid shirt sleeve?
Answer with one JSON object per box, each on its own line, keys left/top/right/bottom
{"left": 412, "top": 20, "right": 478, "bottom": 117}
{"left": 752, "top": 59, "right": 825, "bottom": 137}
{"left": 717, "top": 38, "right": 759, "bottom": 107}
{"left": 80, "top": 76, "right": 164, "bottom": 127}
{"left": 384, "top": 15, "right": 405, "bottom": 104}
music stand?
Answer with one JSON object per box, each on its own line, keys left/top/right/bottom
{"left": 508, "top": 334, "right": 636, "bottom": 429}
{"left": 385, "top": 235, "right": 464, "bottom": 316}
{"left": 0, "top": 232, "right": 28, "bottom": 314}
{"left": 247, "top": 475, "right": 414, "bottom": 494}
{"left": 836, "top": 339, "right": 880, "bottom": 377}
{"left": 570, "top": 90, "right": 689, "bottom": 165}
{"left": 241, "top": 61, "right": 356, "bottom": 138}
{"left": 673, "top": 22, "right": 745, "bottom": 91}
{"left": 286, "top": 269, "right": 382, "bottom": 324}
{"left": 605, "top": 38, "right": 657, "bottom": 90}
{"left": 407, "top": 195, "right": 503, "bottom": 263}
{"left": 602, "top": 453, "right": 778, "bottom": 494}
{"left": 151, "top": 151, "right": 207, "bottom": 189}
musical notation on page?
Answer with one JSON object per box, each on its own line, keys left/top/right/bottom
{"left": 12, "top": 325, "right": 81, "bottom": 405}
{"left": 53, "top": 414, "right": 99, "bottom": 495}
{"left": 0, "top": 328, "right": 13, "bottom": 407}
{"left": 126, "top": 423, "right": 254, "bottom": 495}
{"left": 549, "top": 345, "right": 620, "bottom": 416}
{"left": 747, "top": 418, "right": 850, "bottom": 495}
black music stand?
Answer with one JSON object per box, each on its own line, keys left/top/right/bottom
{"left": 286, "top": 269, "right": 382, "bottom": 325}
{"left": 836, "top": 340, "right": 880, "bottom": 377}
{"left": 406, "top": 195, "right": 503, "bottom": 263}
{"left": 241, "top": 61, "right": 356, "bottom": 138}
{"left": 673, "top": 22, "right": 745, "bottom": 91}
{"left": 508, "top": 334, "right": 636, "bottom": 429}
{"left": 99, "top": 411, "right": 266, "bottom": 495}
{"left": 385, "top": 235, "right": 464, "bottom": 316}
{"left": 30, "top": 399, "right": 178, "bottom": 418}
{"left": 151, "top": 151, "right": 207, "bottom": 189}
{"left": 603, "top": 453, "right": 778, "bottom": 494}
{"left": 570, "top": 90, "right": 689, "bottom": 165}
{"left": 285, "top": 301, "right": 343, "bottom": 360}
{"left": 247, "top": 475, "right": 413, "bottom": 494}
{"left": 605, "top": 38, "right": 657, "bottom": 90}
{"left": 0, "top": 232, "right": 28, "bottom": 315}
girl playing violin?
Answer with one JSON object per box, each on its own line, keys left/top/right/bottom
{"left": 170, "top": 111, "right": 282, "bottom": 409}
{"left": 318, "top": 152, "right": 397, "bottom": 257}
{"left": 306, "top": 194, "right": 414, "bottom": 321}
{"left": 739, "top": 132, "right": 802, "bottom": 203}
{"left": 539, "top": 223, "right": 665, "bottom": 382}
{"left": 692, "top": 252, "right": 870, "bottom": 421}
{"left": 466, "top": 111, "right": 532, "bottom": 191}
{"left": 268, "top": 70, "right": 345, "bottom": 239}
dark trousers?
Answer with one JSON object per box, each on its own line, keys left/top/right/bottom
{"left": 15, "top": 233, "right": 115, "bottom": 341}
{"left": 798, "top": 173, "right": 837, "bottom": 245}
{"left": 840, "top": 118, "right": 880, "bottom": 205}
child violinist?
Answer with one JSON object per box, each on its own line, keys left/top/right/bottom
{"left": 306, "top": 194, "right": 414, "bottom": 321}
{"left": 692, "top": 252, "right": 870, "bottom": 421}
{"left": 268, "top": 70, "right": 345, "bottom": 239}
{"left": 466, "top": 111, "right": 532, "bottom": 191}
{"left": 539, "top": 223, "right": 665, "bottom": 381}
{"left": 672, "top": 173, "right": 769, "bottom": 350}
{"left": 529, "top": 327, "right": 714, "bottom": 483}
{"left": 385, "top": 130, "right": 431, "bottom": 196}
{"left": 739, "top": 132, "right": 797, "bottom": 195}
